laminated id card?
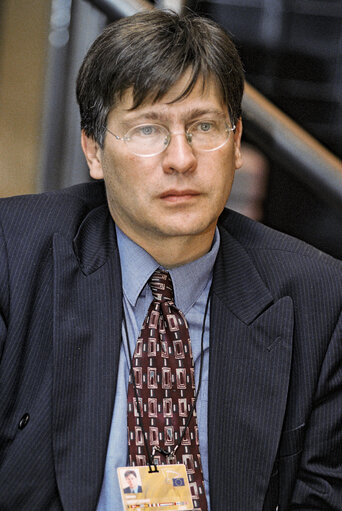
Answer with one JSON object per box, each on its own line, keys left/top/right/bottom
{"left": 117, "top": 464, "right": 193, "bottom": 510}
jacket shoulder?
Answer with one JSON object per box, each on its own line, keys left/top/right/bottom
{"left": 219, "top": 207, "right": 342, "bottom": 268}
{"left": 218, "top": 208, "right": 342, "bottom": 307}
{"left": 0, "top": 181, "right": 107, "bottom": 240}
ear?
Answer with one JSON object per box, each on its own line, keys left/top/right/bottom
{"left": 233, "top": 118, "right": 243, "bottom": 170}
{"left": 81, "top": 131, "right": 104, "bottom": 180}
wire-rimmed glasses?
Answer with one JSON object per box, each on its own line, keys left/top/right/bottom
{"left": 104, "top": 118, "right": 236, "bottom": 157}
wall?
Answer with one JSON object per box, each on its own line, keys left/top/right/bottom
{"left": 0, "top": 0, "right": 51, "bottom": 197}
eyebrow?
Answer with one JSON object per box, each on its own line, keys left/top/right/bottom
{"left": 121, "top": 108, "right": 226, "bottom": 125}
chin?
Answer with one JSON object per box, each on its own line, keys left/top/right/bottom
{"left": 158, "top": 220, "right": 213, "bottom": 238}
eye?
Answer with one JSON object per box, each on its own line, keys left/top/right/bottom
{"left": 190, "top": 120, "right": 217, "bottom": 135}
{"left": 140, "top": 125, "right": 154, "bottom": 135}
{"left": 137, "top": 125, "right": 160, "bottom": 137}
{"left": 198, "top": 121, "right": 213, "bottom": 132}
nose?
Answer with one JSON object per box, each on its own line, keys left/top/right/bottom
{"left": 161, "top": 132, "right": 197, "bottom": 174}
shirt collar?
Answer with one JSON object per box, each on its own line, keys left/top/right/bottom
{"left": 116, "top": 226, "right": 220, "bottom": 314}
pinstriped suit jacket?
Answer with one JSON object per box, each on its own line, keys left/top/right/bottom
{"left": 0, "top": 181, "right": 341, "bottom": 510}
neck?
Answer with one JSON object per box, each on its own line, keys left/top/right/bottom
{"left": 117, "top": 226, "right": 216, "bottom": 268}
{"left": 148, "top": 234, "right": 215, "bottom": 268}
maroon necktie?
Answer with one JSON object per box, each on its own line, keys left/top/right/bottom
{"left": 127, "top": 269, "right": 207, "bottom": 511}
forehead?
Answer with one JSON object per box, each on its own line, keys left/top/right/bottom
{"left": 108, "top": 74, "right": 227, "bottom": 124}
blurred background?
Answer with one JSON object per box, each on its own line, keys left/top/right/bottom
{"left": 0, "top": 0, "right": 341, "bottom": 257}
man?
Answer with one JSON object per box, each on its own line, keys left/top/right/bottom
{"left": 123, "top": 470, "right": 142, "bottom": 494}
{"left": 0, "top": 9, "right": 341, "bottom": 511}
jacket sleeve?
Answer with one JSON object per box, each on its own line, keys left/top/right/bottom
{"left": 290, "top": 309, "right": 342, "bottom": 509}
{"left": 0, "top": 217, "right": 9, "bottom": 359}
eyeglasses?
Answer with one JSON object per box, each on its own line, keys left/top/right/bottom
{"left": 104, "top": 118, "right": 236, "bottom": 157}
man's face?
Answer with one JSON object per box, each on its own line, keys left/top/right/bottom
{"left": 126, "top": 473, "right": 137, "bottom": 489}
{"left": 83, "top": 74, "right": 242, "bottom": 257}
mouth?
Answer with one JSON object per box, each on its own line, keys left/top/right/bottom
{"left": 159, "top": 189, "right": 200, "bottom": 203}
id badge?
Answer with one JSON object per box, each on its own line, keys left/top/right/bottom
{"left": 117, "top": 464, "right": 193, "bottom": 510}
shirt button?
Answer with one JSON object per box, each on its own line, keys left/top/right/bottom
{"left": 18, "top": 413, "right": 30, "bottom": 430}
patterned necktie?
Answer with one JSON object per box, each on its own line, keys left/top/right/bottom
{"left": 127, "top": 269, "right": 207, "bottom": 511}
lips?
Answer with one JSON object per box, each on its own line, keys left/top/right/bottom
{"left": 160, "top": 189, "right": 200, "bottom": 200}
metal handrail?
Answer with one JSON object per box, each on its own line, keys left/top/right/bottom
{"left": 242, "top": 83, "right": 342, "bottom": 213}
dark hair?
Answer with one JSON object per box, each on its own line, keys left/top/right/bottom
{"left": 76, "top": 10, "right": 244, "bottom": 147}
{"left": 124, "top": 470, "right": 137, "bottom": 478}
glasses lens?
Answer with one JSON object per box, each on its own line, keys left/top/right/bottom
{"left": 125, "top": 124, "right": 169, "bottom": 156}
{"left": 188, "top": 119, "right": 231, "bottom": 151}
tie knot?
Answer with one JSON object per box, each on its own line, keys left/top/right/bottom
{"left": 149, "top": 269, "right": 174, "bottom": 302}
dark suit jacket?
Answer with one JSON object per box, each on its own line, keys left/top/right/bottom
{"left": 0, "top": 181, "right": 341, "bottom": 510}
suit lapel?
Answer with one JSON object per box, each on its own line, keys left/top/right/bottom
{"left": 52, "top": 204, "right": 122, "bottom": 510}
{"left": 209, "top": 226, "right": 294, "bottom": 510}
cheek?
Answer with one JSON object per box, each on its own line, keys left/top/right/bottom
{"left": 101, "top": 153, "right": 132, "bottom": 190}
{"left": 104, "top": 152, "right": 154, "bottom": 188}
{"left": 103, "top": 162, "right": 151, "bottom": 214}
{"left": 203, "top": 155, "right": 235, "bottom": 191}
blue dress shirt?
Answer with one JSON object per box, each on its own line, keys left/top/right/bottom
{"left": 97, "top": 226, "right": 220, "bottom": 510}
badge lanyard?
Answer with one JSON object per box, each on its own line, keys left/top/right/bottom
{"left": 122, "top": 287, "right": 211, "bottom": 472}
